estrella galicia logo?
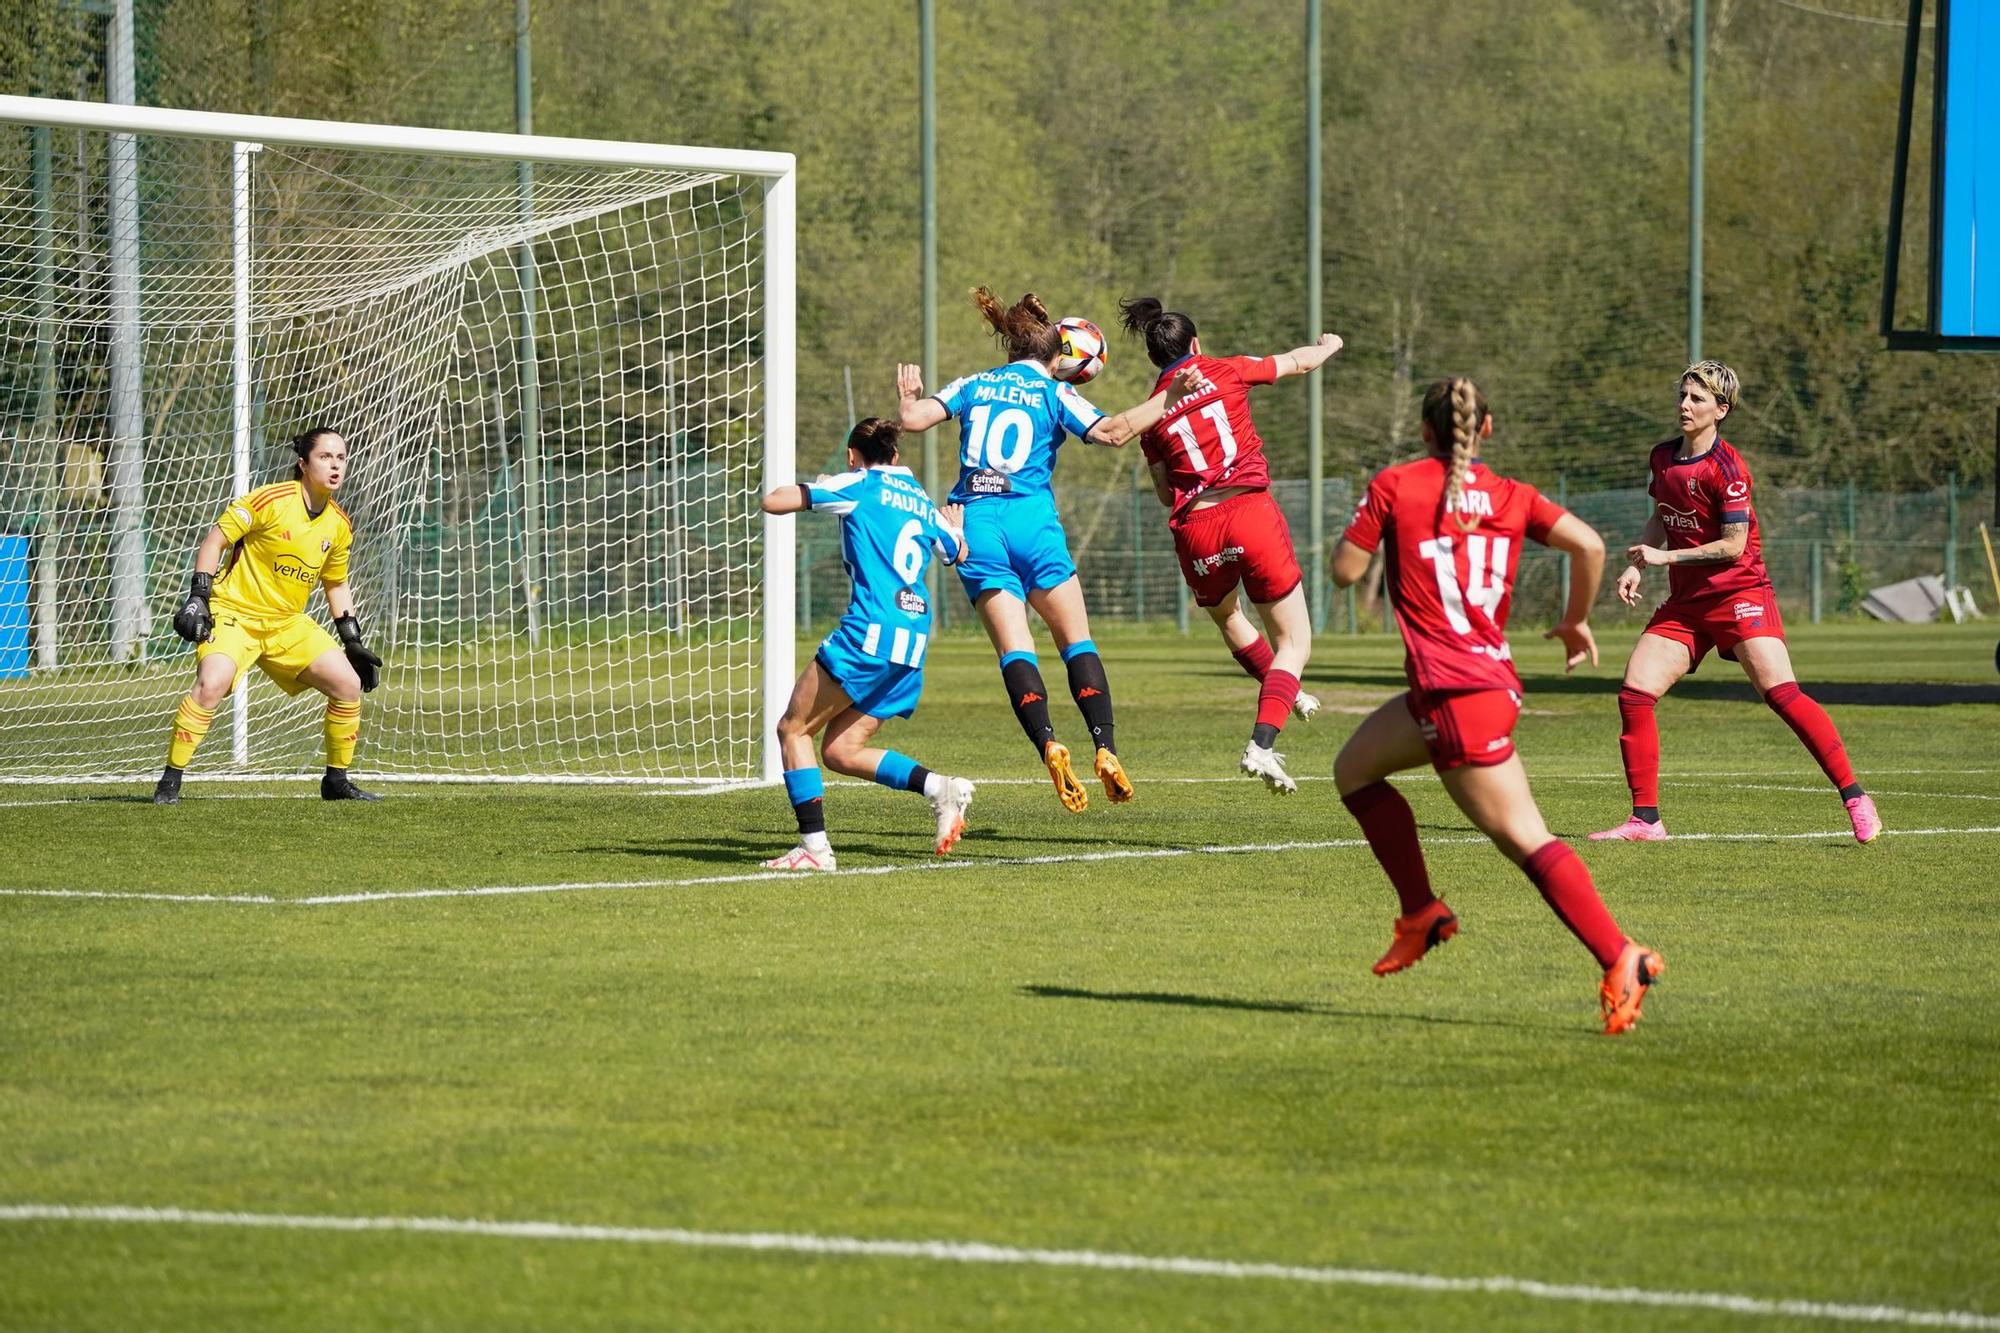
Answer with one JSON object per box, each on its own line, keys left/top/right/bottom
{"left": 968, "top": 470, "right": 1010, "bottom": 495}
{"left": 896, "top": 588, "right": 928, "bottom": 615}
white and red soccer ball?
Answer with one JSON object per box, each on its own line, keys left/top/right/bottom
{"left": 1052, "top": 316, "right": 1107, "bottom": 384}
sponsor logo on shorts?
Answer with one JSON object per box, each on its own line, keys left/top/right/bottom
{"left": 1486, "top": 736, "right": 1510, "bottom": 752}
{"left": 895, "top": 588, "right": 928, "bottom": 615}
{"left": 968, "top": 470, "right": 1011, "bottom": 495}
{"left": 1732, "top": 599, "right": 1763, "bottom": 620}
{"left": 1191, "top": 545, "right": 1244, "bottom": 576}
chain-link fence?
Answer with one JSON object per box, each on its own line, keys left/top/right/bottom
{"left": 798, "top": 476, "right": 1997, "bottom": 633}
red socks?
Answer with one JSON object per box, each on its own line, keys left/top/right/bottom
{"left": 1523, "top": 841, "right": 1626, "bottom": 969}
{"left": 1764, "top": 681, "right": 1858, "bottom": 791}
{"left": 1341, "top": 781, "right": 1434, "bottom": 916}
{"left": 1256, "top": 669, "right": 1301, "bottom": 733}
{"left": 1231, "top": 636, "right": 1275, "bottom": 681}
{"left": 1616, "top": 686, "right": 1660, "bottom": 811}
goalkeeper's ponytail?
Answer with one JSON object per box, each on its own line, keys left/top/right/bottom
{"left": 1117, "top": 296, "right": 1197, "bottom": 369}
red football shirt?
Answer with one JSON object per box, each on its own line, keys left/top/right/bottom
{"left": 1647, "top": 437, "right": 1769, "bottom": 602}
{"left": 1342, "top": 456, "right": 1567, "bottom": 694}
{"left": 1141, "top": 353, "right": 1280, "bottom": 523}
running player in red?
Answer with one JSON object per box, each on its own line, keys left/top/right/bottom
{"left": 1589, "top": 360, "right": 1882, "bottom": 845}
{"left": 1119, "top": 296, "right": 1344, "bottom": 795}
{"left": 1331, "top": 377, "right": 1663, "bottom": 1035}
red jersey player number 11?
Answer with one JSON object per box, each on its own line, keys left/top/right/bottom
{"left": 1329, "top": 376, "right": 1665, "bottom": 1036}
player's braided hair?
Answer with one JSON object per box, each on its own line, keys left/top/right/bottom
{"left": 847, "top": 417, "right": 900, "bottom": 466}
{"left": 971, "top": 287, "right": 1061, "bottom": 365}
{"left": 1421, "top": 377, "right": 1489, "bottom": 534}
{"left": 1117, "top": 296, "right": 1198, "bottom": 369}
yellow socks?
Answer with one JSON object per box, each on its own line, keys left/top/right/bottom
{"left": 166, "top": 696, "right": 215, "bottom": 770}
{"left": 324, "top": 699, "right": 362, "bottom": 769}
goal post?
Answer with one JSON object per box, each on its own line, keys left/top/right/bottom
{"left": 0, "top": 95, "right": 795, "bottom": 784}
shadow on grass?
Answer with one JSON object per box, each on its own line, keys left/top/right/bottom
{"left": 1021, "top": 983, "right": 1566, "bottom": 1034}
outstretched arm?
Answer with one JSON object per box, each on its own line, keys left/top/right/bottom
{"left": 895, "top": 363, "right": 949, "bottom": 432}
{"left": 1270, "top": 332, "right": 1345, "bottom": 379}
{"left": 1086, "top": 366, "right": 1208, "bottom": 448}
{"left": 1540, "top": 512, "right": 1604, "bottom": 672}
{"left": 760, "top": 484, "right": 812, "bottom": 515}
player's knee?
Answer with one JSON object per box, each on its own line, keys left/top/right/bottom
{"left": 820, "top": 739, "right": 866, "bottom": 776}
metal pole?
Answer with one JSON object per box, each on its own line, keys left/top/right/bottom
{"left": 1810, "top": 540, "right": 1822, "bottom": 624}
{"left": 515, "top": 0, "right": 543, "bottom": 648}
{"left": 761, "top": 165, "right": 799, "bottom": 784}
{"left": 1306, "top": 0, "right": 1325, "bottom": 631}
{"left": 1556, "top": 470, "right": 1570, "bottom": 615}
{"left": 231, "top": 140, "right": 257, "bottom": 766}
{"left": 32, "top": 125, "right": 58, "bottom": 671}
{"left": 106, "top": 0, "right": 147, "bottom": 662}
{"left": 1688, "top": 0, "right": 1706, "bottom": 364}
{"left": 919, "top": 0, "right": 942, "bottom": 629}
{"left": 1946, "top": 470, "right": 1958, "bottom": 587}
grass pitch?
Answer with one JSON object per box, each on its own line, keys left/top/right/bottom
{"left": 2, "top": 622, "right": 1996, "bottom": 1330}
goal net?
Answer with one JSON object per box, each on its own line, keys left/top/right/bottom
{"left": 0, "top": 98, "right": 796, "bottom": 784}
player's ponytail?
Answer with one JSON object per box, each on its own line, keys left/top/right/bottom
{"left": 1421, "top": 378, "right": 1489, "bottom": 534}
{"left": 1117, "top": 295, "right": 1197, "bottom": 369}
{"left": 971, "top": 286, "right": 1061, "bottom": 365}
{"left": 847, "top": 417, "right": 900, "bottom": 466}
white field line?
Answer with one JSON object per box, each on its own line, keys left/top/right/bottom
{"left": 0, "top": 1204, "right": 1991, "bottom": 1329}
{"left": 5, "top": 826, "right": 1998, "bottom": 910}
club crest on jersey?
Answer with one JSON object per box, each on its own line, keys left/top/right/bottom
{"left": 895, "top": 588, "right": 928, "bottom": 615}
{"left": 1448, "top": 489, "right": 1493, "bottom": 518}
{"left": 320, "top": 539, "right": 332, "bottom": 553}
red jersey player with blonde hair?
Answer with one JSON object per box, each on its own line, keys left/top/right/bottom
{"left": 1119, "top": 296, "right": 1345, "bottom": 795}
{"left": 1331, "top": 377, "right": 1663, "bottom": 1034}
{"left": 1589, "top": 361, "right": 1881, "bottom": 844}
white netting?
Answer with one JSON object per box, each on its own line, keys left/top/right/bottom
{"left": 0, "top": 118, "right": 772, "bottom": 781}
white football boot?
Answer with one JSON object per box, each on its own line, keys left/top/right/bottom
{"left": 761, "top": 844, "right": 837, "bottom": 871}
{"left": 930, "top": 777, "right": 975, "bottom": 856}
{"left": 1240, "top": 741, "right": 1298, "bottom": 795}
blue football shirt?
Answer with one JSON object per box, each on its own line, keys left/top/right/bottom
{"left": 805, "top": 464, "right": 965, "bottom": 666}
{"left": 932, "top": 360, "right": 1106, "bottom": 505}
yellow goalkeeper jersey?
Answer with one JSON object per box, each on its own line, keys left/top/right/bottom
{"left": 211, "top": 480, "right": 354, "bottom": 622}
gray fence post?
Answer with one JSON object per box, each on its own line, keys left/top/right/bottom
{"left": 1945, "top": 471, "right": 1958, "bottom": 587}
{"left": 1810, "top": 540, "right": 1822, "bottom": 624}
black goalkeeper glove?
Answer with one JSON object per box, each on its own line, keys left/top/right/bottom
{"left": 334, "top": 613, "right": 382, "bottom": 693}
{"left": 172, "top": 572, "right": 215, "bottom": 644}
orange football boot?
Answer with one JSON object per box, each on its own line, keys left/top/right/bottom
{"left": 1600, "top": 942, "right": 1665, "bottom": 1035}
{"left": 1373, "top": 899, "right": 1459, "bottom": 976}
{"left": 1044, "top": 741, "right": 1089, "bottom": 813}
{"left": 1094, "top": 747, "right": 1134, "bottom": 804}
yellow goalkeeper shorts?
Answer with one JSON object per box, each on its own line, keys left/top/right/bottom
{"left": 198, "top": 607, "right": 342, "bottom": 697}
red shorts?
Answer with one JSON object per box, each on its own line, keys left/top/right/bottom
{"left": 1642, "top": 585, "right": 1786, "bottom": 671}
{"left": 1171, "top": 490, "right": 1302, "bottom": 607}
{"left": 1405, "top": 687, "right": 1522, "bottom": 771}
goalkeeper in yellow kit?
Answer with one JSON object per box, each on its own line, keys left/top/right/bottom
{"left": 153, "top": 426, "right": 385, "bottom": 804}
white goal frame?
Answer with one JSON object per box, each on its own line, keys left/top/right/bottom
{"left": 0, "top": 95, "right": 797, "bottom": 785}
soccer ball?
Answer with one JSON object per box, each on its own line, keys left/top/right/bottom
{"left": 1051, "top": 317, "right": 1107, "bottom": 384}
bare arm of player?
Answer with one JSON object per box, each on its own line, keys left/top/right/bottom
{"left": 1329, "top": 538, "right": 1374, "bottom": 589}
{"left": 1636, "top": 520, "right": 1749, "bottom": 568}
{"left": 1615, "top": 512, "right": 1670, "bottom": 606}
{"left": 1540, "top": 512, "right": 1604, "bottom": 672}
{"left": 1146, "top": 460, "right": 1173, "bottom": 508}
{"left": 192, "top": 524, "right": 228, "bottom": 576}
{"left": 324, "top": 580, "right": 357, "bottom": 620}
{"left": 760, "top": 484, "right": 813, "bottom": 515}
{"left": 1086, "top": 366, "right": 1210, "bottom": 448}
{"left": 894, "top": 363, "right": 949, "bottom": 432}
{"left": 1271, "top": 332, "right": 1345, "bottom": 378}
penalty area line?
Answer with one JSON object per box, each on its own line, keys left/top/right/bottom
{"left": 4, "top": 826, "right": 1998, "bottom": 909}
{"left": 0, "top": 1204, "right": 1992, "bottom": 1329}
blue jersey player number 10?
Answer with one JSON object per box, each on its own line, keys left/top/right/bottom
{"left": 896, "top": 286, "right": 1207, "bottom": 814}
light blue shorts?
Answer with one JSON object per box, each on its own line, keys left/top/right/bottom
{"left": 956, "top": 496, "right": 1077, "bottom": 604}
{"left": 816, "top": 624, "right": 925, "bottom": 721}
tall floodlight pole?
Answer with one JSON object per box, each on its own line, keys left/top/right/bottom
{"left": 231, "top": 140, "right": 258, "bottom": 764}
{"left": 1306, "top": 0, "right": 1325, "bottom": 631}
{"left": 1688, "top": 0, "right": 1706, "bottom": 364}
{"left": 920, "top": 0, "right": 941, "bottom": 627}
{"left": 106, "top": 0, "right": 147, "bottom": 661}
{"left": 516, "top": 0, "right": 543, "bottom": 647}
